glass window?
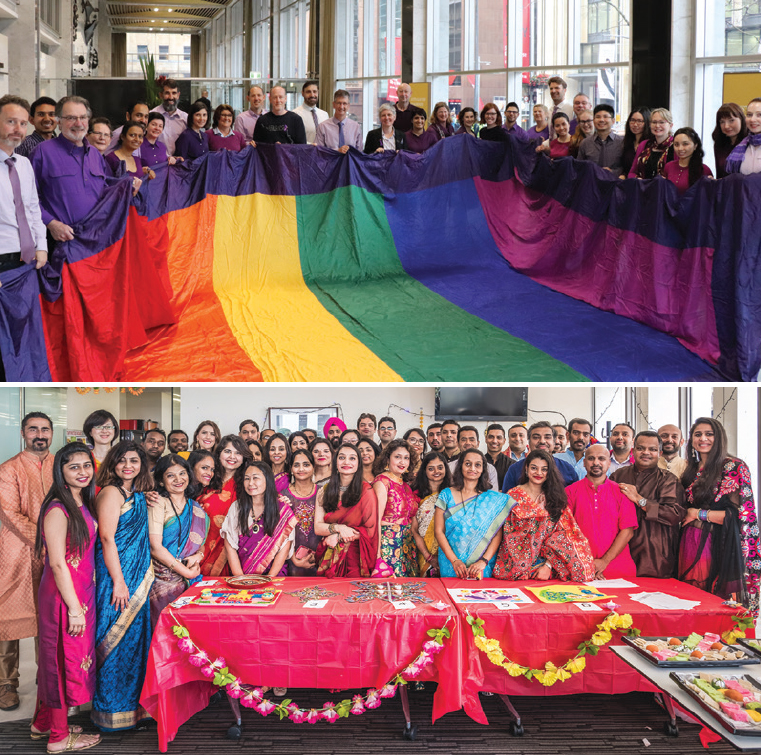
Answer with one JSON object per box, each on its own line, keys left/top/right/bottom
{"left": 23, "top": 387, "right": 67, "bottom": 454}
{"left": 0, "top": 389, "right": 21, "bottom": 462}
{"left": 159, "top": 45, "right": 169, "bottom": 61}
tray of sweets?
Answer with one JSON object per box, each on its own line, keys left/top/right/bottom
{"left": 671, "top": 671, "right": 761, "bottom": 736}
{"left": 622, "top": 632, "right": 756, "bottom": 667}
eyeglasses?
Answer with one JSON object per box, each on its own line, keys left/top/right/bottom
{"left": 629, "top": 118, "right": 645, "bottom": 124}
{"left": 579, "top": 119, "right": 593, "bottom": 125}
{"left": 94, "top": 425, "right": 115, "bottom": 431}
{"left": 60, "top": 115, "right": 89, "bottom": 123}
{"left": 650, "top": 120, "right": 668, "bottom": 126}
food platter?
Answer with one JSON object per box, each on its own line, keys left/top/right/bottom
{"left": 622, "top": 633, "right": 757, "bottom": 668}
{"left": 671, "top": 672, "right": 761, "bottom": 736}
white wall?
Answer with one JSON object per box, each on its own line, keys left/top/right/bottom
{"left": 180, "top": 385, "right": 596, "bottom": 450}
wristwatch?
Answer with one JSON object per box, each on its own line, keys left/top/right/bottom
{"left": 637, "top": 497, "right": 647, "bottom": 509}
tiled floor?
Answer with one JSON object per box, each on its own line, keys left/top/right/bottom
{"left": 0, "top": 687, "right": 741, "bottom": 755}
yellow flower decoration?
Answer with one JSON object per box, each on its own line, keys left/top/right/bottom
{"left": 469, "top": 612, "right": 636, "bottom": 687}
{"left": 565, "top": 656, "right": 586, "bottom": 674}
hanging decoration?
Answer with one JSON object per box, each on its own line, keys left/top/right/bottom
{"left": 169, "top": 610, "right": 451, "bottom": 722}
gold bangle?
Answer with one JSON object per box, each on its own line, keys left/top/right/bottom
{"left": 67, "top": 608, "right": 84, "bottom": 618}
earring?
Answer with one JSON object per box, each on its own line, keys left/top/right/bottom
{"left": 692, "top": 448, "right": 700, "bottom": 462}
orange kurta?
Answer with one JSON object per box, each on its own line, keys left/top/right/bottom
{"left": 0, "top": 451, "right": 54, "bottom": 641}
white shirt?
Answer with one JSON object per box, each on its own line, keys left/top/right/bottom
{"left": 293, "top": 103, "right": 330, "bottom": 144}
{"left": 0, "top": 151, "right": 47, "bottom": 253}
{"left": 150, "top": 105, "right": 188, "bottom": 156}
{"left": 740, "top": 144, "right": 761, "bottom": 175}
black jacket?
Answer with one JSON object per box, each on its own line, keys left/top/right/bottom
{"left": 363, "top": 128, "right": 407, "bottom": 154}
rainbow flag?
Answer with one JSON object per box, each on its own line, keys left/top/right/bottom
{"left": 36, "top": 136, "right": 756, "bottom": 382}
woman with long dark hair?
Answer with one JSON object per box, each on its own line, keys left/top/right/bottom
{"left": 220, "top": 461, "right": 296, "bottom": 576}
{"left": 92, "top": 441, "right": 154, "bottom": 731}
{"left": 403, "top": 428, "right": 427, "bottom": 475}
{"left": 412, "top": 451, "right": 452, "bottom": 576}
{"left": 264, "top": 432, "right": 291, "bottom": 492}
{"left": 282, "top": 449, "right": 319, "bottom": 576}
{"left": 314, "top": 443, "right": 379, "bottom": 577}
{"left": 373, "top": 439, "right": 420, "bottom": 576}
{"left": 434, "top": 449, "right": 511, "bottom": 579}
{"left": 288, "top": 431, "right": 309, "bottom": 453}
{"left": 197, "top": 435, "right": 251, "bottom": 577}
{"left": 663, "top": 127, "right": 713, "bottom": 194}
{"left": 493, "top": 449, "right": 595, "bottom": 581}
{"left": 310, "top": 438, "right": 333, "bottom": 485}
{"left": 725, "top": 97, "right": 761, "bottom": 175}
{"left": 188, "top": 448, "right": 215, "bottom": 489}
{"left": 148, "top": 454, "right": 209, "bottom": 628}
{"left": 620, "top": 107, "right": 651, "bottom": 177}
{"left": 357, "top": 437, "right": 380, "bottom": 483}
{"left": 712, "top": 102, "right": 747, "bottom": 178}
{"left": 679, "top": 418, "right": 758, "bottom": 613}
{"left": 33, "top": 443, "right": 101, "bottom": 752}
{"left": 83, "top": 410, "right": 119, "bottom": 471}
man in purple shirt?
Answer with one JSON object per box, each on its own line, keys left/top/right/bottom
{"left": 315, "top": 90, "right": 362, "bottom": 153}
{"left": 14, "top": 97, "right": 57, "bottom": 159}
{"left": 503, "top": 102, "right": 526, "bottom": 138}
{"left": 233, "top": 85, "right": 267, "bottom": 145}
{"left": 31, "top": 96, "right": 125, "bottom": 243}
{"left": 568, "top": 92, "right": 592, "bottom": 135}
{"left": 106, "top": 101, "right": 150, "bottom": 155}
{"left": 150, "top": 79, "right": 187, "bottom": 156}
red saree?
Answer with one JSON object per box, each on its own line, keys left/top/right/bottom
{"left": 316, "top": 482, "right": 378, "bottom": 578}
{"left": 197, "top": 477, "right": 236, "bottom": 576}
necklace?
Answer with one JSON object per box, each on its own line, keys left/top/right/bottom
{"left": 251, "top": 507, "right": 264, "bottom": 534}
{"left": 384, "top": 471, "right": 404, "bottom": 484}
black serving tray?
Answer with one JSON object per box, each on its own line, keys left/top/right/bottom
{"left": 737, "top": 638, "right": 761, "bottom": 659}
{"left": 670, "top": 671, "right": 761, "bottom": 737}
{"left": 621, "top": 635, "right": 758, "bottom": 668}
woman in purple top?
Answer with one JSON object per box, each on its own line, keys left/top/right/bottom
{"left": 427, "top": 102, "right": 455, "bottom": 141}
{"left": 455, "top": 107, "right": 477, "bottom": 136}
{"left": 663, "top": 127, "right": 713, "bottom": 194}
{"left": 207, "top": 104, "right": 247, "bottom": 152}
{"left": 140, "top": 112, "right": 182, "bottom": 168}
{"left": 33, "top": 443, "right": 101, "bottom": 753}
{"left": 406, "top": 109, "right": 438, "bottom": 153}
{"left": 527, "top": 104, "right": 550, "bottom": 141}
{"left": 712, "top": 102, "right": 748, "bottom": 178}
{"left": 104, "top": 121, "right": 153, "bottom": 182}
{"left": 175, "top": 102, "right": 211, "bottom": 161}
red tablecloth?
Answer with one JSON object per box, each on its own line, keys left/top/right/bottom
{"left": 446, "top": 577, "right": 738, "bottom": 713}
{"left": 140, "top": 577, "right": 475, "bottom": 751}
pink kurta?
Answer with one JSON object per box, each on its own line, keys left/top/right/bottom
{"left": 37, "top": 502, "right": 97, "bottom": 708}
{"left": 0, "top": 451, "right": 54, "bottom": 640}
{"left": 566, "top": 477, "right": 639, "bottom": 578}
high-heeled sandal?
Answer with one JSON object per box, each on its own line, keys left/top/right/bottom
{"left": 31, "top": 725, "right": 84, "bottom": 741}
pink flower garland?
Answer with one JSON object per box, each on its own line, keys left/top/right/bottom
{"left": 169, "top": 611, "right": 451, "bottom": 724}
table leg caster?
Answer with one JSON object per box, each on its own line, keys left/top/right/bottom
{"left": 663, "top": 721, "right": 679, "bottom": 737}
{"left": 227, "top": 724, "right": 242, "bottom": 740}
{"left": 402, "top": 724, "right": 418, "bottom": 741}
{"left": 509, "top": 721, "right": 524, "bottom": 737}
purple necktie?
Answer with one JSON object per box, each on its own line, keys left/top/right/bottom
{"left": 338, "top": 120, "right": 345, "bottom": 148}
{"left": 6, "top": 157, "right": 36, "bottom": 263}
{"left": 312, "top": 109, "right": 319, "bottom": 133}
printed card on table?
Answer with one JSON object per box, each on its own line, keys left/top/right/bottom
{"left": 447, "top": 587, "right": 533, "bottom": 605}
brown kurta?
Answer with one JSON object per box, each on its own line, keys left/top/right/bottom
{"left": 0, "top": 451, "right": 54, "bottom": 641}
{"left": 611, "top": 465, "right": 684, "bottom": 579}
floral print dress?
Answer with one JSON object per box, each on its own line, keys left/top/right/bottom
{"left": 375, "top": 473, "right": 419, "bottom": 577}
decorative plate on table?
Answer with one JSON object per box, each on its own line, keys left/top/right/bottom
{"left": 225, "top": 575, "right": 276, "bottom": 588}
{"left": 623, "top": 633, "right": 757, "bottom": 667}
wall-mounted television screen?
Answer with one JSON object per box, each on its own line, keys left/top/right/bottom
{"left": 435, "top": 388, "right": 528, "bottom": 421}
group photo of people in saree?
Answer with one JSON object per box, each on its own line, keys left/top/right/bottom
{"left": 0, "top": 383, "right": 757, "bottom": 753}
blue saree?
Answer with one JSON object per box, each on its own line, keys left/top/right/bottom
{"left": 149, "top": 499, "right": 209, "bottom": 629}
{"left": 92, "top": 490, "right": 154, "bottom": 731}
{"left": 435, "top": 488, "right": 514, "bottom": 578}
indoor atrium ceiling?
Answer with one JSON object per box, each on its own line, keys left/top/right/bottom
{"left": 105, "top": 0, "right": 232, "bottom": 33}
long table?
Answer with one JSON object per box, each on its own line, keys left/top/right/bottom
{"left": 140, "top": 576, "right": 475, "bottom": 751}
{"left": 140, "top": 576, "right": 740, "bottom": 749}
{"left": 446, "top": 577, "right": 738, "bottom": 729}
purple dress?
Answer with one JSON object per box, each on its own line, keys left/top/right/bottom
{"left": 37, "top": 502, "right": 97, "bottom": 708}
{"left": 104, "top": 150, "right": 144, "bottom": 179}
{"left": 281, "top": 485, "right": 320, "bottom": 576}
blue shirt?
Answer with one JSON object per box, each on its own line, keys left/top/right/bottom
{"left": 501, "top": 456, "right": 579, "bottom": 492}
{"left": 555, "top": 447, "right": 587, "bottom": 480}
